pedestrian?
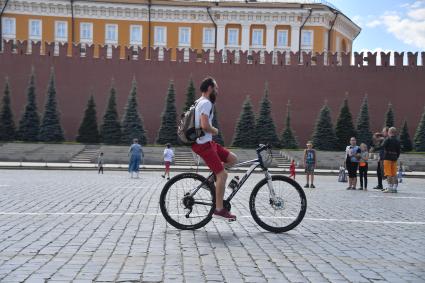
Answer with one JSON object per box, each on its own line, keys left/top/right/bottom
{"left": 303, "top": 141, "right": 316, "bottom": 188}
{"left": 358, "top": 143, "right": 369, "bottom": 190}
{"left": 97, "top": 152, "right": 104, "bottom": 174}
{"left": 382, "top": 127, "right": 401, "bottom": 193}
{"left": 191, "top": 77, "right": 238, "bottom": 221}
{"left": 371, "top": 127, "right": 389, "bottom": 191}
{"left": 162, "top": 143, "right": 174, "bottom": 180}
{"left": 398, "top": 161, "right": 404, "bottom": 183}
{"left": 128, "top": 138, "right": 144, "bottom": 178}
{"left": 289, "top": 159, "right": 296, "bottom": 179}
{"left": 345, "top": 137, "right": 361, "bottom": 190}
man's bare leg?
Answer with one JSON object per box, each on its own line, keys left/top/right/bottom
{"left": 224, "top": 152, "right": 238, "bottom": 168}
{"left": 215, "top": 170, "right": 228, "bottom": 210}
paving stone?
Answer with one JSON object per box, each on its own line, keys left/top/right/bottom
{"left": 0, "top": 170, "right": 423, "bottom": 282}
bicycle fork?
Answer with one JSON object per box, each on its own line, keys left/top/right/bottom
{"left": 265, "top": 171, "right": 276, "bottom": 199}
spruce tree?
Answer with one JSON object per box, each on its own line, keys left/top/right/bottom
{"left": 232, "top": 96, "right": 257, "bottom": 148}
{"left": 76, "top": 95, "right": 100, "bottom": 143}
{"left": 18, "top": 68, "right": 40, "bottom": 142}
{"left": 121, "top": 78, "right": 147, "bottom": 145}
{"left": 356, "top": 94, "right": 372, "bottom": 146}
{"left": 414, "top": 106, "right": 425, "bottom": 151}
{"left": 399, "top": 119, "right": 413, "bottom": 152}
{"left": 100, "top": 83, "right": 122, "bottom": 144}
{"left": 212, "top": 106, "right": 224, "bottom": 146}
{"left": 0, "top": 78, "right": 16, "bottom": 141}
{"left": 311, "top": 102, "right": 338, "bottom": 150}
{"left": 255, "top": 83, "right": 280, "bottom": 147}
{"left": 281, "top": 100, "right": 298, "bottom": 149}
{"left": 183, "top": 77, "right": 196, "bottom": 112}
{"left": 156, "top": 80, "right": 178, "bottom": 145}
{"left": 384, "top": 102, "right": 395, "bottom": 128}
{"left": 335, "top": 95, "right": 356, "bottom": 150}
{"left": 38, "top": 68, "right": 64, "bottom": 142}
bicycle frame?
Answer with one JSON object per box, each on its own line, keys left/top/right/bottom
{"left": 190, "top": 153, "right": 276, "bottom": 202}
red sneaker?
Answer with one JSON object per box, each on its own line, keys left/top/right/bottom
{"left": 213, "top": 208, "right": 236, "bottom": 222}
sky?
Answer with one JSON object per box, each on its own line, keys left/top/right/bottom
{"left": 329, "top": 0, "right": 425, "bottom": 56}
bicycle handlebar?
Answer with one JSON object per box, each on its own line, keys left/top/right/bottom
{"left": 256, "top": 143, "right": 271, "bottom": 153}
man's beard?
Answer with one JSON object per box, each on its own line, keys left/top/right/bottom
{"left": 209, "top": 90, "right": 217, "bottom": 104}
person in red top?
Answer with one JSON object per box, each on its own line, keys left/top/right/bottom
{"left": 289, "top": 159, "right": 296, "bottom": 179}
{"left": 191, "top": 77, "right": 238, "bottom": 221}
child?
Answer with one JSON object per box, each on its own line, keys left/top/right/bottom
{"left": 382, "top": 127, "right": 401, "bottom": 193}
{"left": 358, "top": 143, "right": 369, "bottom": 190}
{"left": 162, "top": 143, "right": 174, "bottom": 180}
{"left": 289, "top": 159, "right": 296, "bottom": 179}
{"left": 303, "top": 141, "right": 316, "bottom": 188}
{"left": 97, "top": 152, "right": 104, "bottom": 174}
{"left": 338, "top": 164, "right": 347, "bottom": 183}
{"left": 398, "top": 161, "right": 404, "bottom": 183}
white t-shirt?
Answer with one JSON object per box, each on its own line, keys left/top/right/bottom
{"left": 163, "top": 148, "right": 174, "bottom": 162}
{"left": 194, "top": 97, "right": 214, "bottom": 144}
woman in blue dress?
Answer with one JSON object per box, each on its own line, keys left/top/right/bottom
{"left": 128, "top": 138, "right": 144, "bottom": 178}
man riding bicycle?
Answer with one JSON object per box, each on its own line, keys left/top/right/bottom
{"left": 192, "top": 77, "right": 238, "bottom": 221}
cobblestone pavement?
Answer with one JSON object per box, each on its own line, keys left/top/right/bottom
{"left": 0, "top": 170, "right": 424, "bottom": 283}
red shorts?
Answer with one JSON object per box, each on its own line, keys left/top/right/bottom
{"left": 164, "top": 161, "right": 171, "bottom": 170}
{"left": 192, "top": 141, "right": 230, "bottom": 175}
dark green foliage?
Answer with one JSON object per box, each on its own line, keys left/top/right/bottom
{"left": 212, "top": 106, "right": 224, "bottom": 146}
{"left": 183, "top": 77, "right": 196, "bottom": 112}
{"left": 38, "top": 69, "right": 64, "bottom": 142}
{"left": 76, "top": 95, "right": 100, "bottom": 143}
{"left": 121, "top": 78, "right": 147, "bottom": 145}
{"left": 255, "top": 83, "right": 280, "bottom": 147}
{"left": 414, "top": 107, "right": 425, "bottom": 151}
{"left": 335, "top": 96, "right": 356, "bottom": 150}
{"left": 232, "top": 96, "right": 257, "bottom": 148}
{"left": 356, "top": 94, "right": 372, "bottom": 146}
{"left": 399, "top": 120, "right": 413, "bottom": 152}
{"left": 384, "top": 102, "right": 395, "bottom": 128}
{"left": 156, "top": 80, "right": 178, "bottom": 145}
{"left": 311, "top": 103, "right": 338, "bottom": 150}
{"left": 18, "top": 69, "right": 40, "bottom": 141}
{"left": 0, "top": 78, "right": 16, "bottom": 141}
{"left": 100, "top": 84, "right": 122, "bottom": 144}
{"left": 280, "top": 101, "right": 298, "bottom": 149}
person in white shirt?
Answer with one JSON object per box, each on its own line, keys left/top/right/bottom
{"left": 191, "top": 77, "right": 238, "bottom": 221}
{"left": 162, "top": 143, "right": 174, "bottom": 180}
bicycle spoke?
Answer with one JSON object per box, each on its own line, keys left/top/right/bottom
{"left": 160, "top": 173, "right": 215, "bottom": 230}
{"left": 250, "top": 175, "right": 306, "bottom": 233}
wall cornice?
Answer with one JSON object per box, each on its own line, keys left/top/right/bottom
{"left": 2, "top": 0, "right": 360, "bottom": 40}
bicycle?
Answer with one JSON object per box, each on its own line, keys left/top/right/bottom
{"left": 159, "top": 144, "right": 307, "bottom": 233}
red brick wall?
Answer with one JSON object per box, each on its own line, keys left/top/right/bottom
{"left": 0, "top": 42, "right": 424, "bottom": 146}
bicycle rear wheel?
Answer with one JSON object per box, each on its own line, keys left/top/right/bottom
{"left": 160, "top": 173, "right": 215, "bottom": 230}
{"left": 249, "top": 175, "right": 307, "bottom": 233}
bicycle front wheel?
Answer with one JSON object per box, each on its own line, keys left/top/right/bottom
{"left": 160, "top": 173, "right": 215, "bottom": 230}
{"left": 249, "top": 175, "right": 307, "bottom": 233}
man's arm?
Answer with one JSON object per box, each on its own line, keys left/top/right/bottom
{"left": 375, "top": 138, "right": 385, "bottom": 151}
{"left": 200, "top": 114, "right": 218, "bottom": 135}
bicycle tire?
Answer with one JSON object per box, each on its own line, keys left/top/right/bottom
{"left": 249, "top": 175, "right": 307, "bottom": 233}
{"left": 160, "top": 173, "right": 215, "bottom": 230}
